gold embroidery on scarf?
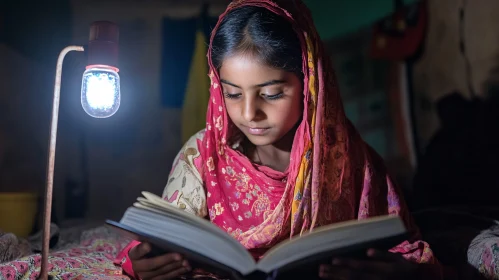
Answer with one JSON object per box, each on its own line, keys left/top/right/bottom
{"left": 291, "top": 35, "right": 317, "bottom": 233}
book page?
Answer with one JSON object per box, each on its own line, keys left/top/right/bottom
{"left": 120, "top": 207, "right": 257, "bottom": 275}
{"left": 256, "top": 215, "right": 406, "bottom": 273}
{"left": 120, "top": 192, "right": 260, "bottom": 274}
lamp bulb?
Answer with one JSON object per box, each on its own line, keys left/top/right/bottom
{"left": 81, "top": 65, "right": 120, "bottom": 118}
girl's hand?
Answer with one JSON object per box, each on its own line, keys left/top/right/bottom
{"left": 129, "top": 242, "right": 191, "bottom": 280}
{"left": 318, "top": 249, "right": 419, "bottom": 280}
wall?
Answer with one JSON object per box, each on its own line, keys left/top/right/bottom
{"left": 304, "top": 0, "right": 418, "bottom": 40}
{"left": 412, "top": 0, "right": 499, "bottom": 148}
{"left": 0, "top": 44, "right": 51, "bottom": 194}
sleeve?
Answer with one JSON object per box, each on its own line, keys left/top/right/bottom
{"left": 161, "top": 130, "right": 207, "bottom": 217}
{"left": 113, "top": 240, "right": 141, "bottom": 278}
{"left": 384, "top": 176, "right": 437, "bottom": 264}
{"left": 114, "top": 131, "right": 208, "bottom": 279}
{"left": 358, "top": 148, "right": 445, "bottom": 279}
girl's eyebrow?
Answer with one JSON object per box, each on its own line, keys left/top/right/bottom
{"left": 220, "top": 79, "right": 285, "bottom": 88}
{"left": 220, "top": 79, "right": 240, "bottom": 88}
{"left": 256, "top": 80, "right": 285, "bottom": 87}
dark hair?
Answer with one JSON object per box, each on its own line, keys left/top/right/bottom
{"left": 211, "top": 6, "right": 303, "bottom": 80}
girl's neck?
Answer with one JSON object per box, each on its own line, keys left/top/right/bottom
{"left": 245, "top": 128, "right": 296, "bottom": 172}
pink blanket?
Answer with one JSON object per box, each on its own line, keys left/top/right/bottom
{"left": 0, "top": 226, "right": 131, "bottom": 280}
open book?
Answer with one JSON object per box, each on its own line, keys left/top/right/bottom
{"left": 107, "top": 192, "right": 408, "bottom": 280}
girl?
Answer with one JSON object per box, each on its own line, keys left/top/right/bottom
{"left": 115, "top": 0, "right": 443, "bottom": 279}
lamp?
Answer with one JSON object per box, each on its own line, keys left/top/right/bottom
{"left": 39, "top": 21, "right": 120, "bottom": 280}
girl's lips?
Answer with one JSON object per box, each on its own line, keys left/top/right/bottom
{"left": 247, "top": 127, "right": 270, "bottom": 135}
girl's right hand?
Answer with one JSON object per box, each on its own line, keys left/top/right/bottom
{"left": 129, "top": 242, "right": 191, "bottom": 280}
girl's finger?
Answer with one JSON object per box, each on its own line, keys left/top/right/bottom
{"left": 129, "top": 243, "right": 151, "bottom": 260}
{"left": 152, "top": 265, "right": 191, "bottom": 280}
{"left": 319, "top": 264, "right": 367, "bottom": 280}
{"left": 336, "top": 258, "right": 397, "bottom": 274}
{"left": 133, "top": 253, "right": 183, "bottom": 272}
{"left": 366, "top": 249, "right": 404, "bottom": 262}
{"left": 138, "top": 260, "right": 187, "bottom": 280}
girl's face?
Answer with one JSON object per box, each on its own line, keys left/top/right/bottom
{"left": 219, "top": 53, "right": 303, "bottom": 147}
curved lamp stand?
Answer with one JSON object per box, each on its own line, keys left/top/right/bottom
{"left": 39, "top": 45, "right": 84, "bottom": 280}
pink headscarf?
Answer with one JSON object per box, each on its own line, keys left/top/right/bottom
{"left": 200, "top": 0, "right": 436, "bottom": 263}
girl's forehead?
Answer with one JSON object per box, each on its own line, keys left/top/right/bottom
{"left": 219, "top": 55, "right": 289, "bottom": 85}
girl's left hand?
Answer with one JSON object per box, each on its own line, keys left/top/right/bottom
{"left": 319, "top": 248, "right": 419, "bottom": 280}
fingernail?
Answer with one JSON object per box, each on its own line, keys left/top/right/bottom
{"left": 332, "top": 258, "right": 341, "bottom": 265}
{"left": 321, "top": 264, "right": 330, "bottom": 272}
{"left": 367, "top": 249, "right": 376, "bottom": 256}
{"left": 183, "top": 261, "right": 191, "bottom": 271}
{"left": 174, "top": 254, "right": 182, "bottom": 261}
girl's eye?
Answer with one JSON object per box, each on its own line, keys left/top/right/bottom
{"left": 263, "top": 92, "right": 284, "bottom": 100}
{"left": 224, "top": 93, "right": 241, "bottom": 99}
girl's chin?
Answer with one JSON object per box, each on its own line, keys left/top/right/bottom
{"left": 244, "top": 134, "right": 278, "bottom": 147}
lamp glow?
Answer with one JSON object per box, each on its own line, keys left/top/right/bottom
{"left": 81, "top": 65, "right": 120, "bottom": 118}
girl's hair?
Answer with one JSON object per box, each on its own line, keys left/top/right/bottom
{"left": 211, "top": 6, "right": 303, "bottom": 80}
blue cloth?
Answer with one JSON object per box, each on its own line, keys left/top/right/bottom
{"left": 160, "top": 14, "right": 219, "bottom": 108}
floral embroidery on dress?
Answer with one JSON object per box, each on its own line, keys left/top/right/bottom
{"left": 230, "top": 202, "right": 239, "bottom": 211}
{"left": 252, "top": 192, "right": 272, "bottom": 218}
{"left": 214, "top": 203, "right": 224, "bottom": 216}
{"left": 226, "top": 228, "right": 243, "bottom": 239}
{"left": 207, "top": 157, "right": 215, "bottom": 171}
{"left": 222, "top": 165, "right": 274, "bottom": 220}
{"left": 161, "top": 131, "right": 207, "bottom": 217}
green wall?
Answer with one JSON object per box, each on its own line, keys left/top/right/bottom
{"left": 303, "top": 0, "right": 418, "bottom": 40}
